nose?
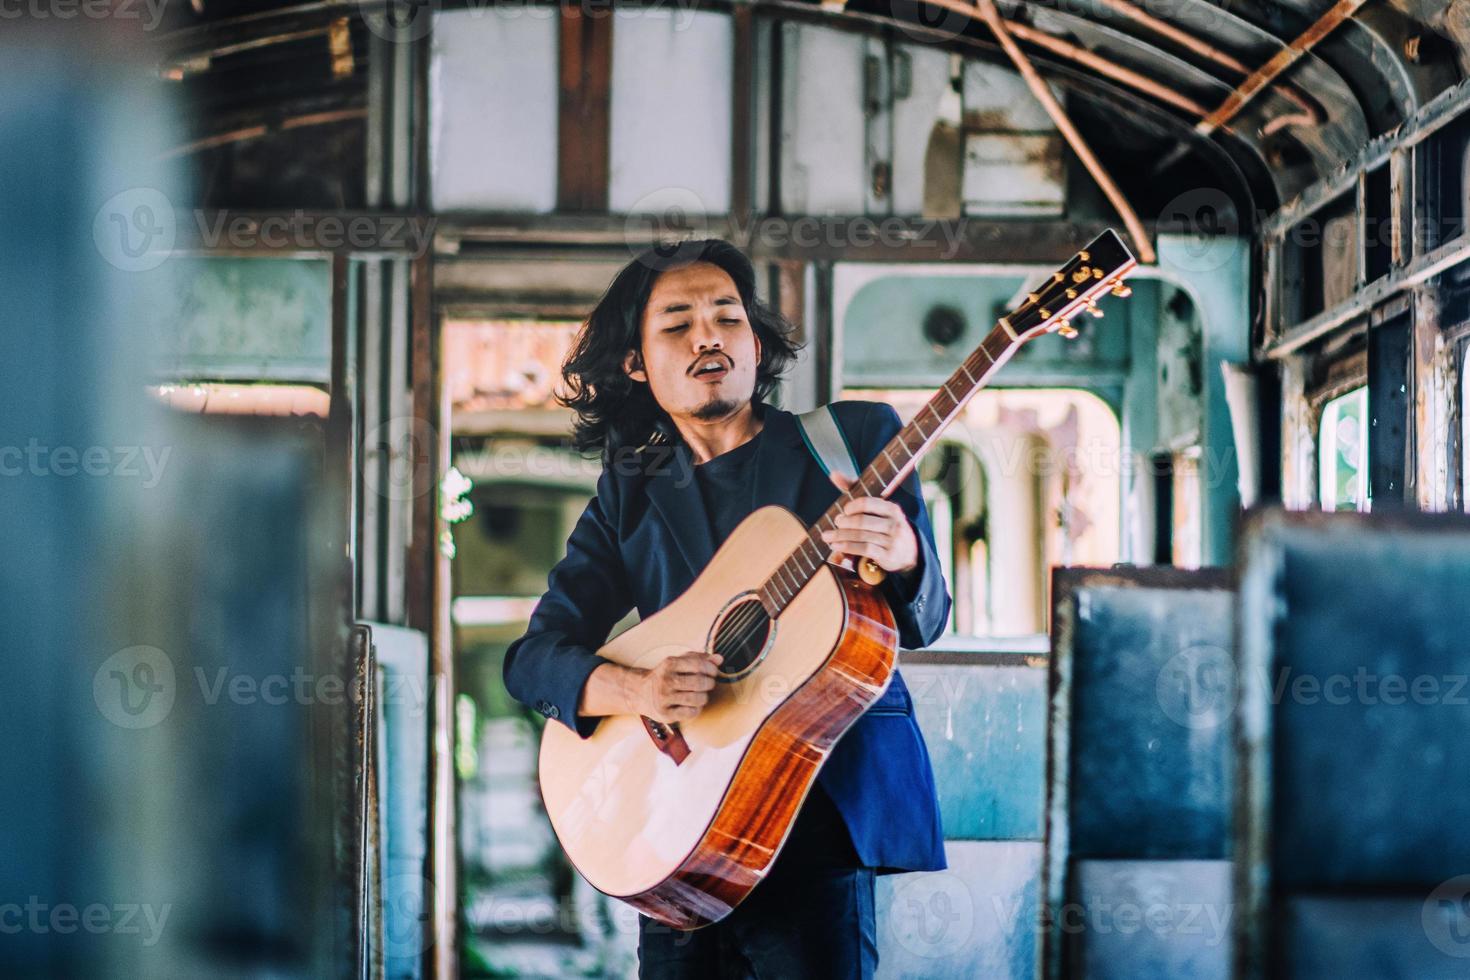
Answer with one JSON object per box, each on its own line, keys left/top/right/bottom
{"left": 690, "top": 317, "right": 723, "bottom": 353}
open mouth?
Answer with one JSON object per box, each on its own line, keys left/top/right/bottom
{"left": 692, "top": 358, "right": 729, "bottom": 382}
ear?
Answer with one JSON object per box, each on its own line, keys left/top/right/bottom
{"left": 623, "top": 348, "right": 648, "bottom": 384}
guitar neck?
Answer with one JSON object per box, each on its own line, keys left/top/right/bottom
{"left": 755, "top": 323, "right": 1018, "bottom": 617}
{"left": 752, "top": 227, "right": 1137, "bottom": 617}
{"left": 831, "top": 326, "right": 1017, "bottom": 504}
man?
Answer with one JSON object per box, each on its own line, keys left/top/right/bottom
{"left": 503, "top": 239, "right": 951, "bottom": 979}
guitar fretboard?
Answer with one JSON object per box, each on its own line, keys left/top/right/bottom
{"left": 756, "top": 328, "right": 1018, "bottom": 616}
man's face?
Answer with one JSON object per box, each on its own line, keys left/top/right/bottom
{"left": 624, "top": 262, "right": 762, "bottom": 423}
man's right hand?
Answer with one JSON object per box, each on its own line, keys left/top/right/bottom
{"left": 634, "top": 651, "right": 723, "bottom": 723}
{"left": 575, "top": 652, "right": 724, "bottom": 726}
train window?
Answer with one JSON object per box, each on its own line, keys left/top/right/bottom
{"left": 1318, "top": 386, "right": 1370, "bottom": 511}
{"left": 1284, "top": 193, "right": 1356, "bottom": 323}
{"left": 848, "top": 387, "right": 1120, "bottom": 637}
{"left": 429, "top": 9, "right": 559, "bottom": 212}
{"left": 609, "top": 9, "right": 734, "bottom": 213}
{"left": 152, "top": 257, "right": 333, "bottom": 383}
{"left": 1363, "top": 163, "right": 1392, "bottom": 282}
{"left": 1464, "top": 343, "right": 1470, "bottom": 512}
{"left": 1422, "top": 111, "right": 1470, "bottom": 252}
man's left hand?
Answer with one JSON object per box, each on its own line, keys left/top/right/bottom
{"left": 820, "top": 471, "right": 919, "bottom": 575}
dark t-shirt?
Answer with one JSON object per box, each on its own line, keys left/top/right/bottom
{"left": 692, "top": 431, "right": 762, "bottom": 547}
{"left": 692, "top": 429, "right": 861, "bottom": 870}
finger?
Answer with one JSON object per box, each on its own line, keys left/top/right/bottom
{"left": 827, "top": 539, "right": 886, "bottom": 564}
{"left": 840, "top": 496, "right": 903, "bottom": 520}
{"left": 669, "top": 690, "right": 709, "bottom": 710}
{"left": 831, "top": 513, "right": 892, "bottom": 533}
{"left": 828, "top": 470, "right": 855, "bottom": 493}
{"left": 824, "top": 527, "right": 894, "bottom": 549}
{"left": 669, "top": 653, "right": 720, "bottom": 675}
{"left": 673, "top": 674, "right": 716, "bottom": 693}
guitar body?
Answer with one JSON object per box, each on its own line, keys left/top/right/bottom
{"left": 536, "top": 504, "right": 899, "bottom": 930}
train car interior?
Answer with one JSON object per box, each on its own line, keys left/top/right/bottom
{"left": 7, "top": 1, "right": 1470, "bottom": 977}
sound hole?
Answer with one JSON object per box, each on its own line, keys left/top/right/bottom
{"left": 710, "top": 597, "right": 772, "bottom": 681}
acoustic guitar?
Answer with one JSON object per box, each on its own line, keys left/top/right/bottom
{"left": 539, "top": 230, "right": 1137, "bottom": 929}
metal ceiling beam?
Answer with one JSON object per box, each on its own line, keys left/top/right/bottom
{"left": 1001, "top": 19, "right": 1210, "bottom": 118}
{"left": 974, "top": 0, "right": 1158, "bottom": 263}
{"left": 759, "top": 0, "right": 1272, "bottom": 211}
{"left": 1195, "top": 0, "right": 1371, "bottom": 138}
{"left": 1265, "top": 78, "right": 1470, "bottom": 236}
{"left": 1085, "top": 0, "right": 1321, "bottom": 124}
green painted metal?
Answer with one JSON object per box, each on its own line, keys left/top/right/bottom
{"left": 149, "top": 256, "right": 333, "bottom": 383}
{"left": 905, "top": 662, "right": 1048, "bottom": 842}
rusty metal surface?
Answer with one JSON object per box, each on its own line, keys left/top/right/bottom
{"left": 144, "top": 0, "right": 1462, "bottom": 223}
{"left": 1043, "top": 565, "right": 1235, "bottom": 980}
{"left": 1233, "top": 507, "right": 1470, "bottom": 979}
{"left": 1196, "top": 0, "right": 1371, "bottom": 137}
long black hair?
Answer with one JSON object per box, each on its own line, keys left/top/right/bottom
{"left": 557, "top": 239, "right": 803, "bottom": 459}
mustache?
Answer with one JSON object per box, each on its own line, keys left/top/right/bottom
{"left": 688, "top": 353, "right": 732, "bottom": 375}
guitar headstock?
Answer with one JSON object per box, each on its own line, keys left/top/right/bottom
{"left": 1001, "top": 229, "right": 1138, "bottom": 344}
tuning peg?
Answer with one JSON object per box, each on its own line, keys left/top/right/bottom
{"left": 1086, "top": 302, "right": 1104, "bottom": 318}
{"left": 1110, "top": 282, "right": 1132, "bottom": 298}
{"left": 1056, "top": 319, "right": 1078, "bottom": 339}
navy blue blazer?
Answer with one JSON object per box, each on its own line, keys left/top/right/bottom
{"left": 503, "top": 398, "right": 952, "bottom": 874}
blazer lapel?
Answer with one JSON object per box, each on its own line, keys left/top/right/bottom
{"left": 644, "top": 401, "right": 825, "bottom": 581}
{"left": 751, "top": 403, "right": 822, "bottom": 517}
{"left": 643, "top": 439, "right": 718, "bottom": 580}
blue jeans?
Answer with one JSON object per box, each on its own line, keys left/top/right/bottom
{"left": 636, "top": 784, "right": 879, "bottom": 979}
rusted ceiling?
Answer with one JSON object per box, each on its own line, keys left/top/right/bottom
{"left": 153, "top": 0, "right": 1466, "bottom": 223}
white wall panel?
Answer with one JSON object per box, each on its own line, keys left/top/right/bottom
{"left": 779, "top": 24, "right": 867, "bottom": 215}
{"left": 430, "top": 9, "right": 559, "bottom": 212}
{"left": 610, "top": 8, "right": 732, "bottom": 214}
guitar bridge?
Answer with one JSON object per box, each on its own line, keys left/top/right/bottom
{"left": 642, "top": 716, "right": 691, "bottom": 764}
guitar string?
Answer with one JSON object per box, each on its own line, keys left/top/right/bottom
{"left": 713, "top": 413, "right": 919, "bottom": 658}
{"left": 714, "top": 513, "right": 865, "bottom": 663}
{"left": 710, "top": 543, "right": 825, "bottom": 666}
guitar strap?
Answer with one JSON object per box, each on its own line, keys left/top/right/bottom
{"left": 795, "top": 404, "right": 859, "bottom": 484}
